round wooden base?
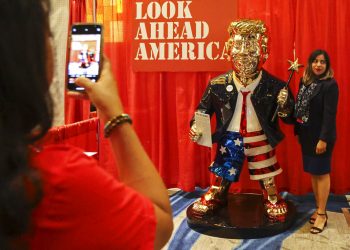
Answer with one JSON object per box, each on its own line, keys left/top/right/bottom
{"left": 186, "top": 193, "right": 296, "bottom": 239}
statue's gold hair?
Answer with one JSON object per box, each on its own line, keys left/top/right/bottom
{"left": 226, "top": 19, "right": 269, "bottom": 58}
{"left": 228, "top": 19, "right": 267, "bottom": 37}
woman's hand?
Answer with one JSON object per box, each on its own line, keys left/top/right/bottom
{"left": 67, "top": 56, "right": 123, "bottom": 122}
{"left": 316, "top": 140, "right": 327, "bottom": 154}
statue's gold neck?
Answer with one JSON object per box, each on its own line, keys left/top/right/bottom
{"left": 235, "top": 71, "right": 260, "bottom": 86}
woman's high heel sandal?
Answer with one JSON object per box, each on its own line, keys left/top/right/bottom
{"left": 309, "top": 209, "right": 318, "bottom": 224}
{"left": 310, "top": 212, "right": 328, "bottom": 234}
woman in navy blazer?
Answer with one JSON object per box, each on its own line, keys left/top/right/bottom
{"left": 295, "top": 49, "right": 339, "bottom": 234}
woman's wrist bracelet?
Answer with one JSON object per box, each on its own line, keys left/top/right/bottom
{"left": 104, "top": 113, "right": 132, "bottom": 138}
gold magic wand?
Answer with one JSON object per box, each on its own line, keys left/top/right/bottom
{"left": 271, "top": 51, "right": 303, "bottom": 122}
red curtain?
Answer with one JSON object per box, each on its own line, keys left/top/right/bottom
{"left": 42, "top": 117, "right": 99, "bottom": 153}
{"left": 71, "top": 0, "right": 350, "bottom": 194}
{"left": 65, "top": 0, "right": 91, "bottom": 124}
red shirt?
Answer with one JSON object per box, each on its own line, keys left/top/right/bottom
{"left": 29, "top": 144, "right": 156, "bottom": 250}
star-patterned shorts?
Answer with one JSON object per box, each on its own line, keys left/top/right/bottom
{"left": 210, "top": 131, "right": 282, "bottom": 182}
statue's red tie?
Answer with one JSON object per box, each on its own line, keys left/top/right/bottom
{"left": 239, "top": 91, "right": 251, "bottom": 136}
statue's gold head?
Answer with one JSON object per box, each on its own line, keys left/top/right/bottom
{"left": 226, "top": 19, "right": 269, "bottom": 84}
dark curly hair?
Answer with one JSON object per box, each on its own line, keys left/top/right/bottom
{"left": 303, "top": 49, "right": 334, "bottom": 85}
{"left": 0, "top": 0, "right": 53, "bottom": 248}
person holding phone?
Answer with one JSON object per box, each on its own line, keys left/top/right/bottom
{"left": 294, "top": 49, "right": 339, "bottom": 234}
{"left": 0, "top": 0, "right": 173, "bottom": 249}
{"left": 67, "top": 23, "right": 103, "bottom": 90}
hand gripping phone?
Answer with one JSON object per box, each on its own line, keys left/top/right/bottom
{"left": 66, "top": 23, "right": 103, "bottom": 91}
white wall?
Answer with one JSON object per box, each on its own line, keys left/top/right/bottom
{"left": 49, "top": 0, "right": 69, "bottom": 126}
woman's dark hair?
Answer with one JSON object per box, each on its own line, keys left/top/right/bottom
{"left": 0, "top": 0, "right": 52, "bottom": 247}
{"left": 303, "top": 49, "right": 334, "bottom": 85}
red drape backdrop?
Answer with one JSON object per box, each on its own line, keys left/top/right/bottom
{"left": 42, "top": 117, "right": 99, "bottom": 152}
{"left": 67, "top": 0, "right": 350, "bottom": 194}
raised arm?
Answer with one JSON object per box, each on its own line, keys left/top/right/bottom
{"left": 73, "top": 57, "right": 173, "bottom": 249}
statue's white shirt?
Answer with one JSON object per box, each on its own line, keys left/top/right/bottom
{"left": 227, "top": 71, "right": 262, "bottom": 132}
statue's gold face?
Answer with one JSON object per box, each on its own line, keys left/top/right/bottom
{"left": 230, "top": 33, "right": 261, "bottom": 77}
{"left": 226, "top": 19, "right": 269, "bottom": 85}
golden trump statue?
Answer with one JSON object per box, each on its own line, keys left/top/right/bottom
{"left": 189, "top": 19, "right": 295, "bottom": 223}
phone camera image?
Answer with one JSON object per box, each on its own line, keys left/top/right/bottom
{"left": 67, "top": 24, "right": 103, "bottom": 91}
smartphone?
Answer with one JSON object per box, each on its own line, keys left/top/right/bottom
{"left": 67, "top": 23, "right": 103, "bottom": 91}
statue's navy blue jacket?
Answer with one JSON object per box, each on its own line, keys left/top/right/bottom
{"left": 191, "top": 69, "right": 295, "bottom": 148}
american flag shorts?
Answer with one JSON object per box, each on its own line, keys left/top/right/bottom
{"left": 210, "top": 131, "right": 282, "bottom": 182}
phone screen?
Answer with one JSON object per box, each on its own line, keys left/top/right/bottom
{"left": 67, "top": 24, "right": 103, "bottom": 91}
